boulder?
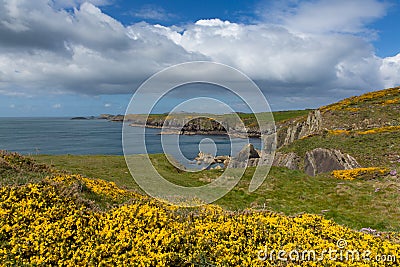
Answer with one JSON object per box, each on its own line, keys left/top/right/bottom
{"left": 235, "top": 144, "right": 260, "bottom": 161}
{"left": 304, "top": 148, "right": 361, "bottom": 176}
{"left": 229, "top": 144, "right": 260, "bottom": 168}
{"left": 195, "top": 152, "right": 215, "bottom": 164}
{"left": 273, "top": 152, "right": 300, "bottom": 170}
{"left": 214, "top": 155, "right": 230, "bottom": 163}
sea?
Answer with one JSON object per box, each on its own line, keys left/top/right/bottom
{"left": 0, "top": 117, "right": 261, "bottom": 164}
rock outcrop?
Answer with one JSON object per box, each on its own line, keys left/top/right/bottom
{"left": 272, "top": 152, "right": 301, "bottom": 170}
{"left": 280, "top": 110, "right": 322, "bottom": 147}
{"left": 304, "top": 148, "right": 361, "bottom": 176}
{"left": 229, "top": 144, "right": 260, "bottom": 168}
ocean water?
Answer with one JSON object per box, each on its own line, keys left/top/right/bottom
{"left": 0, "top": 118, "right": 261, "bottom": 162}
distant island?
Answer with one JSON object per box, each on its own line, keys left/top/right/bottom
{"left": 70, "top": 116, "right": 89, "bottom": 120}
{"left": 70, "top": 114, "right": 124, "bottom": 121}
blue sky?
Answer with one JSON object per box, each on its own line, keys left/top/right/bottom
{"left": 0, "top": 0, "right": 400, "bottom": 117}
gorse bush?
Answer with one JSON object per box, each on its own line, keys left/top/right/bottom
{"left": 1, "top": 173, "right": 399, "bottom": 266}
{"left": 331, "top": 168, "right": 389, "bottom": 181}
{"left": 320, "top": 87, "right": 400, "bottom": 111}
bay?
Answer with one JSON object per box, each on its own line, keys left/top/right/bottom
{"left": 0, "top": 118, "right": 261, "bottom": 163}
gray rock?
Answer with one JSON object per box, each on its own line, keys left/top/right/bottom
{"left": 195, "top": 152, "right": 215, "bottom": 164}
{"left": 262, "top": 132, "right": 277, "bottom": 153}
{"left": 214, "top": 155, "right": 230, "bottom": 163}
{"left": 273, "top": 152, "right": 300, "bottom": 170}
{"left": 282, "top": 110, "right": 322, "bottom": 147}
{"left": 236, "top": 144, "right": 260, "bottom": 161}
{"left": 304, "top": 148, "right": 361, "bottom": 176}
{"left": 229, "top": 143, "right": 260, "bottom": 168}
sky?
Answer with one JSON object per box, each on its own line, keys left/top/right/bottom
{"left": 0, "top": 0, "right": 400, "bottom": 116}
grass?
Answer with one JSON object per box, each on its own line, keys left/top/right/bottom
{"left": 279, "top": 130, "right": 400, "bottom": 167}
{"left": 33, "top": 153, "right": 400, "bottom": 232}
{"left": 272, "top": 109, "right": 311, "bottom": 122}
{"left": 319, "top": 87, "right": 400, "bottom": 130}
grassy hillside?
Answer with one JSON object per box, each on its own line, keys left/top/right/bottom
{"left": 276, "top": 87, "right": 400, "bottom": 169}
{"left": 319, "top": 87, "right": 400, "bottom": 130}
{"left": 272, "top": 109, "right": 311, "bottom": 122}
{"left": 1, "top": 151, "right": 399, "bottom": 266}
{"left": 279, "top": 131, "right": 400, "bottom": 168}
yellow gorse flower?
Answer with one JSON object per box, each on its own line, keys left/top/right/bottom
{"left": 331, "top": 167, "right": 389, "bottom": 180}
{"left": 0, "top": 173, "right": 398, "bottom": 266}
{"left": 328, "top": 126, "right": 400, "bottom": 136}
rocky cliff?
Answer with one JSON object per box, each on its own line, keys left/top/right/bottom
{"left": 127, "top": 115, "right": 261, "bottom": 137}
{"left": 276, "top": 110, "right": 322, "bottom": 148}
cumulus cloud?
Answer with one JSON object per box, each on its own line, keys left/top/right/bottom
{"left": 0, "top": 0, "right": 204, "bottom": 95}
{"left": 0, "top": 0, "right": 399, "bottom": 109}
{"left": 164, "top": 18, "right": 385, "bottom": 97}
{"left": 380, "top": 53, "right": 400, "bottom": 88}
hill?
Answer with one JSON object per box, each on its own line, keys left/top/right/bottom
{"left": 275, "top": 87, "right": 400, "bottom": 168}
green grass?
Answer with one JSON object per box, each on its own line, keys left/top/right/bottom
{"left": 279, "top": 130, "right": 400, "bottom": 167}
{"left": 272, "top": 109, "right": 311, "bottom": 122}
{"left": 33, "top": 153, "right": 400, "bottom": 232}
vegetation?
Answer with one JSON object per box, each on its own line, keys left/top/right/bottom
{"left": 318, "top": 87, "right": 400, "bottom": 131}
{"left": 33, "top": 154, "right": 400, "bottom": 233}
{"left": 279, "top": 130, "right": 400, "bottom": 167}
{"left": 1, "top": 152, "right": 400, "bottom": 266}
{"left": 0, "top": 151, "right": 51, "bottom": 186}
{"left": 272, "top": 109, "right": 311, "bottom": 122}
{"left": 331, "top": 168, "right": 389, "bottom": 181}
{"left": 320, "top": 87, "right": 400, "bottom": 112}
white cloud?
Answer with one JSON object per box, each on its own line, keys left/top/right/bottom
{"left": 169, "top": 19, "right": 385, "bottom": 93}
{"left": 260, "top": 0, "right": 388, "bottom": 35}
{"left": 0, "top": 0, "right": 399, "bottom": 110}
{"left": 0, "top": 1, "right": 204, "bottom": 95}
{"left": 104, "top": 103, "right": 111, "bottom": 107}
{"left": 52, "top": 103, "right": 61, "bottom": 108}
{"left": 380, "top": 53, "right": 400, "bottom": 88}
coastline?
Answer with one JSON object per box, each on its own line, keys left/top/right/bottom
{"left": 128, "top": 123, "right": 260, "bottom": 138}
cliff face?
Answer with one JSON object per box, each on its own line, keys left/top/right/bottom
{"left": 179, "top": 118, "right": 228, "bottom": 134}
{"left": 276, "top": 110, "right": 322, "bottom": 148}
{"left": 127, "top": 115, "right": 260, "bottom": 137}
